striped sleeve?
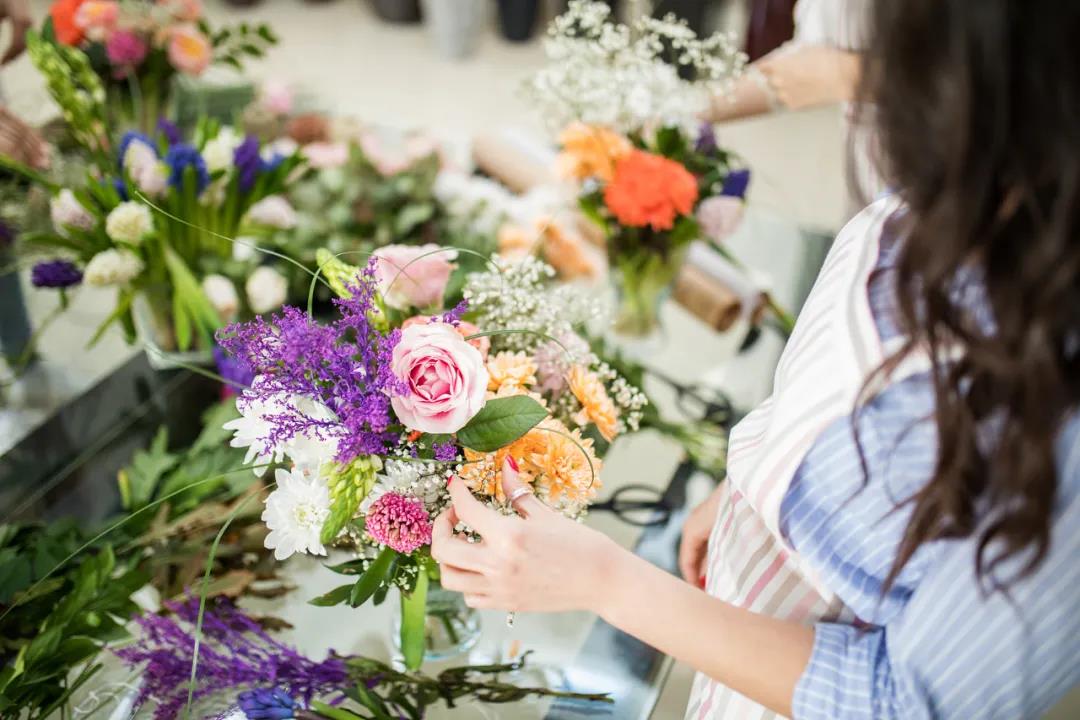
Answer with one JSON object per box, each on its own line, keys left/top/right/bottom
{"left": 792, "top": 422, "right": 1080, "bottom": 720}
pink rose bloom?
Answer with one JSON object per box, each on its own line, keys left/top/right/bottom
{"left": 402, "top": 315, "right": 490, "bottom": 359}
{"left": 106, "top": 29, "right": 148, "bottom": 68}
{"left": 260, "top": 80, "right": 295, "bottom": 116}
{"left": 168, "top": 24, "right": 212, "bottom": 76}
{"left": 302, "top": 141, "right": 349, "bottom": 169}
{"left": 372, "top": 244, "right": 456, "bottom": 310}
{"left": 390, "top": 323, "right": 489, "bottom": 435}
{"left": 696, "top": 196, "right": 746, "bottom": 243}
{"left": 75, "top": 1, "right": 119, "bottom": 42}
{"left": 159, "top": 0, "right": 203, "bottom": 22}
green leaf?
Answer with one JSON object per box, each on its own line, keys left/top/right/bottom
{"left": 349, "top": 547, "right": 395, "bottom": 607}
{"left": 310, "top": 700, "right": 368, "bottom": 720}
{"left": 456, "top": 396, "right": 547, "bottom": 452}
{"left": 308, "top": 583, "right": 353, "bottom": 607}
{"left": 86, "top": 289, "right": 133, "bottom": 348}
{"left": 399, "top": 569, "right": 429, "bottom": 671}
{"left": 118, "top": 427, "right": 178, "bottom": 510}
{"left": 190, "top": 401, "right": 242, "bottom": 453}
{"left": 393, "top": 203, "right": 434, "bottom": 237}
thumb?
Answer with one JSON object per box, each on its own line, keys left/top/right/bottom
{"left": 501, "top": 455, "right": 545, "bottom": 517}
{"left": 447, "top": 475, "right": 499, "bottom": 534}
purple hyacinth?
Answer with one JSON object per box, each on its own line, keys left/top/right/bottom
{"left": 165, "top": 143, "right": 210, "bottom": 193}
{"left": 233, "top": 135, "right": 264, "bottom": 192}
{"left": 31, "top": 259, "right": 83, "bottom": 288}
{"left": 114, "top": 597, "right": 348, "bottom": 720}
{"left": 213, "top": 345, "right": 255, "bottom": 395}
{"left": 695, "top": 121, "right": 718, "bottom": 155}
{"left": 157, "top": 117, "right": 182, "bottom": 146}
{"left": 238, "top": 688, "right": 297, "bottom": 720}
{"left": 720, "top": 168, "right": 751, "bottom": 200}
{"left": 216, "top": 259, "right": 408, "bottom": 464}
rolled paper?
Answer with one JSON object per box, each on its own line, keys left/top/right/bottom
{"left": 472, "top": 128, "right": 558, "bottom": 193}
{"left": 684, "top": 242, "right": 768, "bottom": 324}
{"left": 673, "top": 263, "right": 744, "bottom": 332}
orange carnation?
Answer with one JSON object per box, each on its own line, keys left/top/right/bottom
{"left": 567, "top": 365, "right": 619, "bottom": 441}
{"left": 603, "top": 149, "right": 699, "bottom": 231}
{"left": 557, "top": 122, "right": 631, "bottom": 182}
{"left": 50, "top": 0, "right": 89, "bottom": 46}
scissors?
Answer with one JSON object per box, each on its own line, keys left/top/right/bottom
{"left": 590, "top": 483, "right": 672, "bottom": 527}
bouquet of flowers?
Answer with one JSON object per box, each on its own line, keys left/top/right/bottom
{"left": 40, "top": 0, "right": 276, "bottom": 134}
{"left": 217, "top": 249, "right": 647, "bottom": 669}
{"left": 14, "top": 118, "right": 304, "bottom": 356}
{"left": 527, "top": 1, "right": 752, "bottom": 336}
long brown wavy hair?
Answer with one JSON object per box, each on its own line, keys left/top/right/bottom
{"left": 858, "top": 0, "right": 1080, "bottom": 592}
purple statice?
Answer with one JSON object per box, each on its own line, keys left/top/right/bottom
{"left": 433, "top": 440, "right": 458, "bottom": 462}
{"left": 439, "top": 300, "right": 468, "bottom": 326}
{"left": 213, "top": 345, "right": 254, "bottom": 396}
{"left": 157, "top": 117, "right": 182, "bottom": 146}
{"left": 216, "top": 260, "right": 408, "bottom": 465}
{"left": 720, "top": 168, "right": 751, "bottom": 200}
{"left": 695, "top": 121, "right": 718, "bottom": 155}
{"left": 118, "top": 130, "right": 157, "bottom": 168}
{"left": 238, "top": 688, "right": 296, "bottom": 720}
{"left": 31, "top": 259, "right": 83, "bottom": 289}
{"left": 233, "top": 135, "right": 264, "bottom": 193}
{"left": 114, "top": 597, "right": 348, "bottom": 720}
{"left": 165, "top": 143, "right": 210, "bottom": 193}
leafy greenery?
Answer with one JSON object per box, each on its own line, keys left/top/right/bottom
{"left": 457, "top": 395, "right": 548, "bottom": 452}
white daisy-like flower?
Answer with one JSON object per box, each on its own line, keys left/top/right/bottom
{"left": 245, "top": 266, "right": 288, "bottom": 315}
{"left": 224, "top": 387, "right": 288, "bottom": 476}
{"left": 105, "top": 202, "right": 154, "bottom": 245}
{"left": 262, "top": 467, "right": 331, "bottom": 561}
{"left": 83, "top": 248, "right": 144, "bottom": 286}
{"left": 282, "top": 396, "right": 341, "bottom": 476}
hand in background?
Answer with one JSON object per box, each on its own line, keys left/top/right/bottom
{"left": 678, "top": 483, "right": 725, "bottom": 586}
{"left": 432, "top": 458, "right": 620, "bottom": 613}
{"left": 758, "top": 45, "right": 861, "bottom": 111}
{"left": 0, "top": 0, "right": 32, "bottom": 65}
{"left": 0, "top": 107, "right": 47, "bottom": 168}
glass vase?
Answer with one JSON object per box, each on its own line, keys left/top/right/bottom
{"left": 611, "top": 247, "right": 685, "bottom": 338}
{"left": 393, "top": 579, "right": 481, "bottom": 663}
{"left": 134, "top": 291, "right": 215, "bottom": 370}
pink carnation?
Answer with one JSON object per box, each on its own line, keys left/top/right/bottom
{"left": 366, "top": 492, "right": 433, "bottom": 554}
{"left": 106, "top": 30, "right": 148, "bottom": 69}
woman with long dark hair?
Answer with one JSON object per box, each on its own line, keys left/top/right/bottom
{"left": 430, "top": 1, "right": 1080, "bottom": 717}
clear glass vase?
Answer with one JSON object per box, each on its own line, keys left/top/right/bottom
{"left": 134, "top": 292, "right": 215, "bottom": 370}
{"left": 393, "top": 579, "right": 481, "bottom": 663}
{"left": 611, "top": 247, "right": 685, "bottom": 338}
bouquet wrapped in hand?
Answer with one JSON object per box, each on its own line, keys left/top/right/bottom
{"left": 218, "top": 248, "right": 647, "bottom": 668}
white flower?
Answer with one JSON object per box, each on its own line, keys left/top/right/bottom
{"left": 202, "top": 127, "right": 243, "bottom": 173}
{"left": 122, "top": 137, "right": 158, "bottom": 175}
{"left": 233, "top": 235, "right": 258, "bottom": 262}
{"left": 50, "top": 189, "right": 95, "bottom": 237}
{"left": 83, "top": 248, "right": 144, "bottom": 286}
{"left": 246, "top": 195, "right": 297, "bottom": 229}
{"left": 361, "top": 459, "right": 445, "bottom": 514}
{"left": 105, "top": 202, "right": 154, "bottom": 245}
{"left": 282, "top": 396, "right": 340, "bottom": 475}
{"left": 262, "top": 467, "right": 331, "bottom": 561}
{"left": 245, "top": 266, "right": 288, "bottom": 314}
{"left": 201, "top": 274, "right": 239, "bottom": 322}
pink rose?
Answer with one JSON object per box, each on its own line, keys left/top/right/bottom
{"left": 696, "top": 196, "right": 745, "bottom": 243}
{"left": 302, "top": 141, "right": 349, "bottom": 169}
{"left": 168, "top": 24, "right": 212, "bottom": 76}
{"left": 372, "top": 244, "right": 456, "bottom": 310}
{"left": 260, "top": 80, "right": 295, "bottom": 116}
{"left": 402, "top": 315, "right": 491, "bottom": 359}
{"left": 390, "top": 323, "right": 489, "bottom": 434}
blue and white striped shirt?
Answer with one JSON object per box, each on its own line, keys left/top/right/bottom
{"left": 779, "top": 234, "right": 1080, "bottom": 719}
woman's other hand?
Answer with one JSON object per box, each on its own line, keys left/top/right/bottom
{"left": 431, "top": 457, "right": 621, "bottom": 613}
{"left": 678, "top": 484, "right": 725, "bottom": 586}
{"left": 757, "top": 45, "right": 860, "bottom": 111}
{"left": 0, "top": 107, "right": 48, "bottom": 169}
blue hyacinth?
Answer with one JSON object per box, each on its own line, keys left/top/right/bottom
{"left": 165, "top": 143, "right": 210, "bottom": 193}
{"left": 720, "top": 168, "right": 751, "bottom": 200}
{"left": 237, "top": 687, "right": 296, "bottom": 720}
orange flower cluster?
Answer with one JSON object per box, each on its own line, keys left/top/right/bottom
{"left": 603, "top": 149, "right": 699, "bottom": 231}
{"left": 567, "top": 365, "right": 619, "bottom": 442}
{"left": 50, "top": 0, "right": 87, "bottom": 45}
{"left": 556, "top": 122, "right": 631, "bottom": 183}
{"left": 497, "top": 219, "right": 603, "bottom": 280}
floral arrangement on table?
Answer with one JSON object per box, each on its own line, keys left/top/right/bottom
{"left": 217, "top": 248, "right": 647, "bottom": 669}
{"left": 11, "top": 118, "right": 304, "bottom": 356}
{"left": 40, "top": 0, "right": 277, "bottom": 134}
{"left": 526, "top": 1, "right": 762, "bottom": 336}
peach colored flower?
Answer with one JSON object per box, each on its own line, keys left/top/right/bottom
{"left": 402, "top": 316, "right": 490, "bottom": 359}
{"left": 74, "top": 0, "right": 119, "bottom": 42}
{"left": 167, "top": 24, "right": 212, "bottom": 76}
{"left": 372, "top": 244, "right": 456, "bottom": 310}
{"left": 158, "top": 0, "right": 203, "bottom": 21}
{"left": 539, "top": 220, "right": 602, "bottom": 280}
{"left": 486, "top": 351, "right": 537, "bottom": 392}
{"left": 390, "top": 323, "right": 489, "bottom": 435}
{"left": 567, "top": 365, "right": 619, "bottom": 442}
{"left": 604, "top": 149, "right": 699, "bottom": 231}
{"left": 556, "top": 122, "right": 631, "bottom": 183}
{"left": 497, "top": 223, "right": 535, "bottom": 261}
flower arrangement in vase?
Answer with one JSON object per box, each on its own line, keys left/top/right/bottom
{"left": 218, "top": 249, "right": 647, "bottom": 669}
{"left": 40, "top": 0, "right": 277, "bottom": 135}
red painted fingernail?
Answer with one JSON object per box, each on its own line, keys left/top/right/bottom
{"left": 506, "top": 455, "right": 519, "bottom": 472}
{"left": 698, "top": 575, "right": 707, "bottom": 588}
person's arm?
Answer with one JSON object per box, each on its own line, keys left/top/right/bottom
{"left": 0, "top": 0, "right": 32, "bottom": 65}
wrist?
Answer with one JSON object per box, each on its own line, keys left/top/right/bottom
{"left": 579, "top": 531, "right": 632, "bottom": 614}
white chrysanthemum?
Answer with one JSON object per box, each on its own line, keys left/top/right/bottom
{"left": 361, "top": 459, "right": 446, "bottom": 514}
{"left": 50, "top": 189, "right": 95, "bottom": 237}
{"left": 283, "top": 396, "right": 341, "bottom": 476}
{"left": 202, "top": 127, "right": 243, "bottom": 173}
{"left": 262, "top": 467, "right": 331, "bottom": 561}
{"left": 105, "top": 202, "right": 154, "bottom": 245}
{"left": 201, "top": 274, "right": 239, "bottom": 322}
{"left": 245, "top": 266, "right": 288, "bottom": 315}
{"left": 224, "top": 388, "right": 288, "bottom": 476}
{"left": 83, "top": 248, "right": 144, "bottom": 286}
{"left": 246, "top": 195, "right": 297, "bottom": 229}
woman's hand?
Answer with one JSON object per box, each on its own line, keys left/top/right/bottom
{"left": 758, "top": 45, "right": 861, "bottom": 110}
{"left": 431, "top": 458, "right": 622, "bottom": 613}
{"left": 678, "top": 484, "right": 725, "bottom": 585}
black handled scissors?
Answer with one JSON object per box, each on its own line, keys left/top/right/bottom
{"left": 590, "top": 483, "right": 672, "bottom": 527}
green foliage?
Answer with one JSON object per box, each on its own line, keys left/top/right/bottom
{"left": 456, "top": 396, "right": 548, "bottom": 452}
{"left": 322, "top": 457, "right": 380, "bottom": 545}
{"left": 399, "top": 567, "right": 428, "bottom": 671}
